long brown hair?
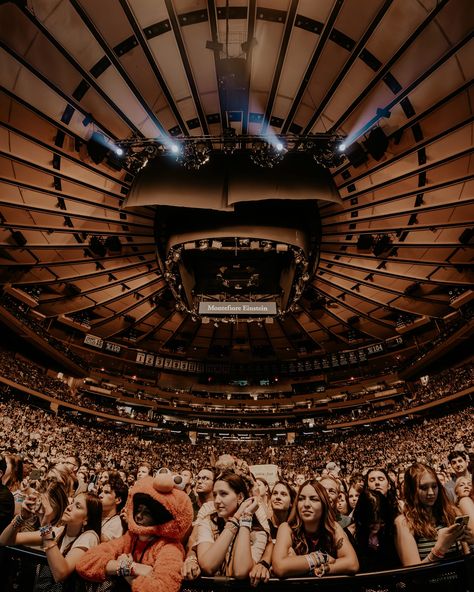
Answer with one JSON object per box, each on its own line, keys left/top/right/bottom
{"left": 403, "top": 463, "right": 456, "bottom": 539}
{"left": 288, "top": 479, "right": 336, "bottom": 556}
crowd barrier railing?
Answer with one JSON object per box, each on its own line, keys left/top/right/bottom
{"left": 2, "top": 545, "right": 473, "bottom": 592}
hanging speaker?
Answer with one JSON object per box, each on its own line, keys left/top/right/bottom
{"left": 345, "top": 142, "right": 367, "bottom": 167}
{"left": 459, "top": 228, "right": 473, "bottom": 245}
{"left": 87, "top": 132, "right": 109, "bottom": 164}
{"left": 66, "top": 283, "right": 82, "bottom": 296}
{"left": 357, "top": 234, "right": 373, "bottom": 250}
{"left": 11, "top": 231, "right": 27, "bottom": 247}
{"left": 364, "top": 127, "right": 388, "bottom": 160}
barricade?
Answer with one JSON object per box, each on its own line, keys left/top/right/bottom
{"left": 2, "top": 545, "right": 473, "bottom": 592}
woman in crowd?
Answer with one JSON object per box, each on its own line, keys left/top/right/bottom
{"left": 337, "top": 491, "right": 350, "bottom": 518}
{"left": 455, "top": 476, "right": 474, "bottom": 539}
{"left": 195, "top": 470, "right": 269, "bottom": 578}
{"left": 347, "top": 488, "right": 400, "bottom": 571}
{"left": 272, "top": 479, "right": 359, "bottom": 578}
{"left": 348, "top": 484, "right": 362, "bottom": 515}
{"left": 254, "top": 477, "right": 271, "bottom": 514}
{"left": 268, "top": 480, "right": 295, "bottom": 541}
{"left": 395, "top": 462, "right": 472, "bottom": 565}
{"left": 0, "top": 491, "right": 101, "bottom": 587}
{"left": 365, "top": 467, "right": 401, "bottom": 512}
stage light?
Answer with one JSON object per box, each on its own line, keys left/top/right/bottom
{"left": 338, "top": 143, "right": 346, "bottom": 152}
{"left": 114, "top": 146, "right": 124, "bottom": 156}
{"left": 170, "top": 143, "right": 180, "bottom": 154}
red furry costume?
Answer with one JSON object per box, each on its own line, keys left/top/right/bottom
{"left": 77, "top": 474, "right": 193, "bottom": 592}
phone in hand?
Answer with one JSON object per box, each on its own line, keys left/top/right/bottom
{"left": 454, "top": 515, "right": 469, "bottom": 527}
{"left": 29, "top": 469, "right": 42, "bottom": 481}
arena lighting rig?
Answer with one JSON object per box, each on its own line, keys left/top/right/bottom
{"left": 113, "top": 131, "right": 346, "bottom": 173}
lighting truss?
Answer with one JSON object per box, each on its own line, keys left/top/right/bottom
{"left": 116, "top": 132, "right": 345, "bottom": 173}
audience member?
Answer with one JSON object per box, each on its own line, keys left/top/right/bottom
{"left": 272, "top": 479, "right": 359, "bottom": 577}
{"left": 395, "top": 463, "right": 472, "bottom": 565}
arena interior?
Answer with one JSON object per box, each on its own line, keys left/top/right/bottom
{"left": 0, "top": 1, "right": 473, "bottom": 590}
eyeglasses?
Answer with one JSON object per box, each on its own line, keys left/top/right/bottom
{"left": 196, "top": 476, "right": 212, "bottom": 481}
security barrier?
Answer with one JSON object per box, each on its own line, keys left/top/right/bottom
{"left": 2, "top": 545, "right": 473, "bottom": 592}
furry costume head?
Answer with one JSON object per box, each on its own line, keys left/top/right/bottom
{"left": 125, "top": 474, "right": 192, "bottom": 541}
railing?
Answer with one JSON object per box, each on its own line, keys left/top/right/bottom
{"left": 2, "top": 545, "right": 473, "bottom": 592}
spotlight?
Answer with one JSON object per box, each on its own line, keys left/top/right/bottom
{"left": 114, "top": 146, "right": 124, "bottom": 156}
{"left": 178, "top": 140, "right": 211, "bottom": 170}
{"left": 250, "top": 140, "right": 285, "bottom": 168}
{"left": 223, "top": 127, "right": 238, "bottom": 155}
{"left": 276, "top": 142, "right": 284, "bottom": 151}
{"left": 170, "top": 143, "right": 180, "bottom": 154}
{"left": 309, "top": 135, "right": 346, "bottom": 168}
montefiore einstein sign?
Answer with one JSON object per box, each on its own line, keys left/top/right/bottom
{"left": 199, "top": 302, "right": 277, "bottom": 315}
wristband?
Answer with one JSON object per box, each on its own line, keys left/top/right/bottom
{"left": 258, "top": 559, "right": 271, "bottom": 570}
{"left": 39, "top": 524, "right": 54, "bottom": 539}
{"left": 239, "top": 517, "right": 253, "bottom": 529}
{"left": 431, "top": 547, "right": 445, "bottom": 559}
{"left": 228, "top": 517, "right": 240, "bottom": 528}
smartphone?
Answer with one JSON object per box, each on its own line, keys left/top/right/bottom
{"left": 29, "top": 469, "right": 42, "bottom": 481}
{"left": 454, "top": 515, "right": 469, "bottom": 527}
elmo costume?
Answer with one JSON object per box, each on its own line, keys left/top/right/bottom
{"left": 77, "top": 474, "right": 193, "bottom": 592}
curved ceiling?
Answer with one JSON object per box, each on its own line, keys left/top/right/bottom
{"left": 0, "top": 0, "right": 472, "bottom": 365}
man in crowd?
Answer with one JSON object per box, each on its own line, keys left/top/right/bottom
{"left": 62, "top": 454, "right": 81, "bottom": 476}
{"left": 445, "top": 449, "right": 472, "bottom": 502}
{"left": 320, "top": 475, "right": 351, "bottom": 528}
{"left": 192, "top": 467, "right": 215, "bottom": 518}
{"left": 99, "top": 471, "right": 128, "bottom": 541}
{"left": 0, "top": 455, "right": 14, "bottom": 532}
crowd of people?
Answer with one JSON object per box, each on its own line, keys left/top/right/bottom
{"left": 0, "top": 342, "right": 473, "bottom": 590}
{"left": 1, "top": 349, "right": 472, "bottom": 431}
{"left": 0, "top": 399, "right": 473, "bottom": 591}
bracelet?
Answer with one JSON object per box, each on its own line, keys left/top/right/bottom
{"left": 186, "top": 555, "right": 199, "bottom": 564}
{"left": 39, "top": 524, "right": 54, "bottom": 539}
{"left": 430, "top": 547, "right": 445, "bottom": 560}
{"left": 316, "top": 551, "right": 329, "bottom": 566}
{"left": 239, "top": 517, "right": 253, "bottom": 529}
{"left": 258, "top": 559, "right": 271, "bottom": 570}
{"left": 116, "top": 557, "right": 134, "bottom": 577}
{"left": 224, "top": 521, "right": 239, "bottom": 534}
{"left": 12, "top": 514, "right": 26, "bottom": 529}
{"left": 43, "top": 541, "right": 58, "bottom": 552}
{"left": 315, "top": 563, "right": 328, "bottom": 578}
{"left": 305, "top": 553, "right": 316, "bottom": 572}
{"left": 228, "top": 517, "right": 240, "bottom": 529}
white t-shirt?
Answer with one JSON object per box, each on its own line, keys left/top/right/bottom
{"left": 101, "top": 514, "right": 123, "bottom": 541}
{"left": 51, "top": 526, "right": 100, "bottom": 554}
